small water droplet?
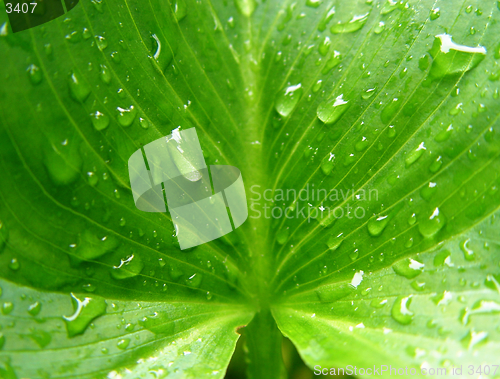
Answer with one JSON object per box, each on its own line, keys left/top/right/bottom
{"left": 26, "top": 64, "right": 43, "bottom": 85}
{"left": 112, "top": 254, "right": 144, "bottom": 279}
{"left": 117, "top": 338, "right": 130, "bottom": 350}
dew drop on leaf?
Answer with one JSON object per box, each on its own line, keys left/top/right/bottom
{"left": 26, "top": 64, "right": 42, "bottom": 85}
{"left": 405, "top": 142, "right": 426, "bottom": 167}
{"left": 90, "top": 111, "right": 110, "bottom": 131}
{"left": 68, "top": 71, "right": 91, "bottom": 103}
{"left": 275, "top": 84, "right": 303, "bottom": 117}
{"left": 112, "top": 254, "right": 144, "bottom": 279}
{"left": 391, "top": 295, "right": 414, "bottom": 325}
{"left": 418, "top": 207, "right": 446, "bottom": 238}
{"left": 428, "top": 34, "right": 487, "bottom": 80}
{"left": 117, "top": 338, "right": 130, "bottom": 350}
{"left": 330, "top": 12, "right": 370, "bottom": 34}
{"left": 63, "top": 293, "right": 107, "bottom": 337}
{"left": 234, "top": 0, "right": 257, "bottom": 17}
{"left": 317, "top": 94, "right": 349, "bottom": 125}
{"left": 459, "top": 238, "right": 475, "bottom": 261}
{"left": 117, "top": 105, "right": 137, "bottom": 127}
{"left": 392, "top": 258, "right": 424, "bottom": 279}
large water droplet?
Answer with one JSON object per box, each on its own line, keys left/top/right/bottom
{"left": 72, "top": 231, "right": 119, "bottom": 264}
{"left": 317, "top": 94, "right": 349, "bottom": 125}
{"left": 391, "top": 295, "right": 414, "bottom": 325}
{"left": 418, "top": 207, "right": 446, "bottom": 238}
{"left": 63, "top": 293, "right": 106, "bottom": 337}
{"left": 90, "top": 111, "right": 110, "bottom": 131}
{"left": 459, "top": 238, "right": 475, "bottom": 261}
{"left": 330, "top": 12, "right": 369, "bottom": 34}
{"left": 117, "top": 105, "right": 137, "bottom": 127}
{"left": 275, "top": 84, "right": 303, "bottom": 117}
{"left": 68, "top": 71, "right": 91, "bottom": 103}
{"left": 43, "top": 139, "right": 83, "bottom": 186}
{"left": 405, "top": 142, "right": 426, "bottom": 167}
{"left": 112, "top": 254, "right": 144, "bottom": 279}
{"left": 393, "top": 258, "right": 424, "bottom": 279}
{"left": 428, "top": 34, "right": 487, "bottom": 80}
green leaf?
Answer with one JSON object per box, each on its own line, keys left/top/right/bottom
{"left": 1, "top": 0, "right": 500, "bottom": 377}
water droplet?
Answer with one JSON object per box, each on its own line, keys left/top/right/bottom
{"left": 275, "top": 84, "right": 302, "bottom": 117}
{"left": 27, "top": 301, "right": 41, "bottom": 316}
{"left": 2, "top": 302, "right": 13, "bottom": 315}
{"left": 374, "top": 21, "right": 385, "bottom": 34}
{"left": 99, "top": 64, "right": 111, "bottom": 85}
{"left": 63, "top": 293, "right": 107, "bottom": 337}
{"left": 91, "top": 0, "right": 104, "bottom": 13}
{"left": 391, "top": 295, "right": 414, "bottom": 325}
{"left": 460, "top": 238, "right": 475, "bottom": 261}
{"left": 321, "top": 152, "right": 335, "bottom": 175}
{"left": 94, "top": 35, "right": 107, "bottom": 51}
{"left": 461, "top": 330, "right": 488, "bottom": 350}
{"left": 418, "top": 207, "right": 446, "bottom": 238}
{"left": 69, "top": 71, "right": 91, "bottom": 103}
{"left": 405, "top": 142, "right": 426, "bottom": 167}
{"left": 117, "top": 105, "right": 137, "bottom": 127}
{"left": 381, "top": 97, "right": 402, "bottom": 124}
{"left": 312, "top": 80, "right": 323, "bottom": 93}
{"left": 461, "top": 300, "right": 500, "bottom": 325}
{"left": 306, "top": 0, "right": 321, "bottom": 7}
{"left": 139, "top": 117, "right": 150, "bottom": 129}
{"left": 327, "top": 233, "right": 344, "bottom": 251}
{"left": 117, "top": 338, "right": 130, "bottom": 350}
{"left": 72, "top": 231, "right": 119, "bottom": 265}
{"left": 367, "top": 215, "right": 389, "bottom": 237}
{"left": 330, "top": 12, "right": 369, "bottom": 34}
{"left": 393, "top": 258, "right": 424, "bottom": 279}
{"left": 430, "top": 8, "right": 440, "bottom": 20}
{"left": 429, "top": 156, "right": 443, "bottom": 173}
{"left": 90, "top": 111, "right": 110, "bottom": 131}
{"left": 321, "top": 50, "right": 342, "bottom": 74}
{"left": 276, "top": 229, "right": 289, "bottom": 245}
{"left": 362, "top": 87, "right": 376, "bottom": 99}
{"left": 354, "top": 136, "right": 369, "bottom": 152}
{"left": 428, "top": 34, "right": 487, "bottom": 80}
{"left": 112, "top": 254, "right": 144, "bottom": 279}
{"left": 186, "top": 273, "right": 202, "bottom": 288}
{"left": 318, "top": 5, "right": 336, "bottom": 31}
{"left": 318, "top": 36, "right": 331, "bottom": 56}
{"left": 370, "top": 298, "right": 388, "bottom": 308}
{"left": 317, "top": 94, "right": 349, "bottom": 125}
{"left": 26, "top": 64, "right": 43, "bottom": 85}
{"left": 420, "top": 181, "right": 437, "bottom": 201}
{"left": 234, "top": 0, "right": 256, "bottom": 17}
{"left": 43, "top": 139, "right": 83, "bottom": 186}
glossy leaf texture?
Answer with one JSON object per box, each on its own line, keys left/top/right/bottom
{"left": 1, "top": 0, "right": 500, "bottom": 378}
